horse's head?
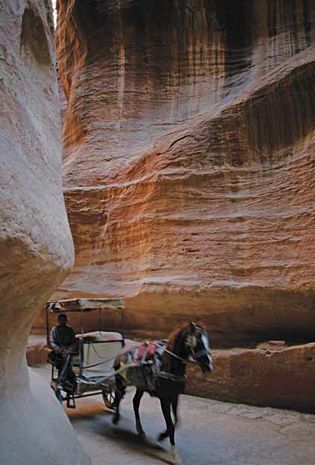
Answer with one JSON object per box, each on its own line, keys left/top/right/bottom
{"left": 185, "top": 323, "right": 213, "bottom": 374}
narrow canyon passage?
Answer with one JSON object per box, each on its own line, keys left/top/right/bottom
{"left": 1, "top": 1, "right": 315, "bottom": 464}
{"left": 31, "top": 366, "right": 315, "bottom": 465}
{"left": 41, "top": 0, "right": 315, "bottom": 412}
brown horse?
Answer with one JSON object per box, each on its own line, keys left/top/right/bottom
{"left": 113, "top": 322, "right": 213, "bottom": 464}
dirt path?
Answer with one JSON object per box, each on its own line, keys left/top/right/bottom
{"left": 31, "top": 366, "right": 315, "bottom": 465}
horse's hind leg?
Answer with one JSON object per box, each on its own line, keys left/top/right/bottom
{"left": 112, "top": 375, "right": 125, "bottom": 425}
{"left": 112, "top": 392, "right": 121, "bottom": 424}
{"left": 157, "top": 429, "right": 169, "bottom": 442}
{"left": 133, "top": 388, "right": 146, "bottom": 439}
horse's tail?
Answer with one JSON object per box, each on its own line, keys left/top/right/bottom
{"left": 113, "top": 354, "right": 121, "bottom": 372}
{"left": 113, "top": 348, "right": 132, "bottom": 371}
{"left": 113, "top": 349, "right": 134, "bottom": 389}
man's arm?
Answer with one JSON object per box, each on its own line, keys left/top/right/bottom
{"left": 68, "top": 327, "right": 79, "bottom": 354}
{"left": 50, "top": 327, "right": 63, "bottom": 353}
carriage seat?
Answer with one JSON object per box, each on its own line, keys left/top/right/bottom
{"left": 76, "top": 331, "right": 124, "bottom": 379}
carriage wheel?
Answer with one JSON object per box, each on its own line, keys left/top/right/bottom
{"left": 102, "top": 389, "right": 116, "bottom": 409}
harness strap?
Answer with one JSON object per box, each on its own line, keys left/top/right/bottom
{"left": 82, "top": 352, "right": 126, "bottom": 370}
{"left": 164, "top": 348, "right": 196, "bottom": 364}
{"left": 79, "top": 361, "right": 141, "bottom": 385}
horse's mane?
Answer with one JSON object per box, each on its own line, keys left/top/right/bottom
{"left": 166, "top": 323, "right": 189, "bottom": 350}
{"left": 166, "top": 321, "right": 205, "bottom": 349}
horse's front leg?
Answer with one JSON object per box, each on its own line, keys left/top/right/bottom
{"left": 160, "top": 398, "right": 181, "bottom": 465}
{"left": 158, "top": 394, "right": 179, "bottom": 442}
{"left": 133, "top": 388, "right": 146, "bottom": 439}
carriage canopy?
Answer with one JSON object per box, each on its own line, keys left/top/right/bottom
{"left": 46, "top": 297, "right": 124, "bottom": 313}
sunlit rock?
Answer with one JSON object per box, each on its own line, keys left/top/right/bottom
{"left": 0, "top": 1, "right": 89, "bottom": 463}
{"left": 56, "top": 0, "right": 315, "bottom": 344}
{"left": 186, "top": 342, "right": 315, "bottom": 411}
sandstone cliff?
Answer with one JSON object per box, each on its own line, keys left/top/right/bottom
{"left": 56, "top": 0, "right": 315, "bottom": 344}
{"left": 0, "top": 1, "right": 89, "bottom": 464}
{"left": 186, "top": 342, "right": 315, "bottom": 411}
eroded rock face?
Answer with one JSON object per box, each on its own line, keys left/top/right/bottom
{"left": 57, "top": 1, "right": 315, "bottom": 344}
{"left": 0, "top": 1, "right": 89, "bottom": 464}
{"left": 186, "top": 342, "right": 315, "bottom": 411}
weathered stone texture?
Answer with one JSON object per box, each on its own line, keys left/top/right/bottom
{"left": 0, "top": 1, "right": 89, "bottom": 464}
{"left": 56, "top": 0, "right": 315, "bottom": 344}
{"left": 186, "top": 342, "right": 315, "bottom": 412}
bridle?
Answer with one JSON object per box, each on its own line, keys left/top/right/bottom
{"left": 164, "top": 348, "right": 194, "bottom": 364}
{"left": 164, "top": 329, "right": 210, "bottom": 364}
{"left": 190, "top": 347, "right": 211, "bottom": 359}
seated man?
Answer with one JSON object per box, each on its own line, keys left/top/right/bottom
{"left": 50, "top": 313, "right": 78, "bottom": 391}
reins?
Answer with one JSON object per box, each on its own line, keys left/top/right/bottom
{"left": 164, "top": 348, "right": 196, "bottom": 364}
{"left": 164, "top": 342, "right": 210, "bottom": 365}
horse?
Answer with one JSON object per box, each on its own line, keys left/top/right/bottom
{"left": 112, "top": 322, "right": 213, "bottom": 464}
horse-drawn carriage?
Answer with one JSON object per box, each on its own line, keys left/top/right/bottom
{"left": 46, "top": 298, "right": 213, "bottom": 464}
{"left": 45, "top": 297, "right": 125, "bottom": 409}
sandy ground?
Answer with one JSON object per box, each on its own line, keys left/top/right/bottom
{"left": 31, "top": 366, "right": 315, "bottom": 465}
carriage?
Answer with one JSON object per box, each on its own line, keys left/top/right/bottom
{"left": 45, "top": 297, "right": 125, "bottom": 409}
{"left": 46, "top": 299, "right": 213, "bottom": 464}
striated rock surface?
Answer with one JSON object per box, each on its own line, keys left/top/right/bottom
{"left": 186, "top": 342, "right": 315, "bottom": 412}
{"left": 56, "top": 1, "right": 315, "bottom": 344}
{"left": 0, "top": 1, "right": 89, "bottom": 464}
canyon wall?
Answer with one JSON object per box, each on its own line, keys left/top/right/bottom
{"left": 0, "top": 1, "right": 89, "bottom": 464}
{"left": 56, "top": 0, "right": 315, "bottom": 344}
{"left": 186, "top": 342, "right": 315, "bottom": 411}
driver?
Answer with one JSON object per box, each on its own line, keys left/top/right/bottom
{"left": 50, "top": 313, "right": 78, "bottom": 391}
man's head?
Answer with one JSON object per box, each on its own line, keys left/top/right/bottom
{"left": 58, "top": 314, "right": 68, "bottom": 326}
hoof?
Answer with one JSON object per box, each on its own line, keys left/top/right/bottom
{"left": 157, "top": 431, "right": 168, "bottom": 442}
{"left": 112, "top": 414, "right": 120, "bottom": 425}
{"left": 171, "top": 446, "right": 182, "bottom": 465}
{"left": 171, "top": 454, "right": 182, "bottom": 465}
{"left": 137, "top": 430, "right": 146, "bottom": 441}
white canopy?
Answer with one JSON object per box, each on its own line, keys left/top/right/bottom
{"left": 46, "top": 298, "right": 124, "bottom": 313}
